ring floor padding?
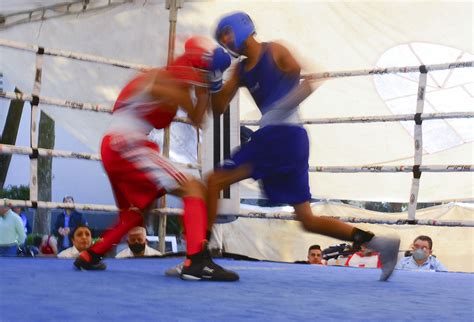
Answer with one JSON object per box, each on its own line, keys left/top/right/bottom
{"left": 1, "top": 257, "right": 473, "bottom": 321}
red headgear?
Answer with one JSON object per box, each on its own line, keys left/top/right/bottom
{"left": 168, "top": 36, "right": 216, "bottom": 87}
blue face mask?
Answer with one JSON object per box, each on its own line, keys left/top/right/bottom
{"left": 413, "top": 248, "right": 427, "bottom": 261}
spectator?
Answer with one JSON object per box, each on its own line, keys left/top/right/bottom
{"left": 307, "top": 244, "right": 326, "bottom": 264}
{"left": 54, "top": 196, "right": 87, "bottom": 252}
{"left": 58, "top": 225, "right": 93, "bottom": 259}
{"left": 115, "top": 226, "right": 162, "bottom": 258}
{"left": 12, "top": 206, "right": 31, "bottom": 235}
{"left": 294, "top": 245, "right": 326, "bottom": 265}
{"left": 345, "top": 245, "right": 381, "bottom": 268}
{"left": 396, "top": 235, "right": 447, "bottom": 272}
{"left": 39, "top": 235, "right": 58, "bottom": 256}
{"left": 0, "top": 205, "right": 26, "bottom": 256}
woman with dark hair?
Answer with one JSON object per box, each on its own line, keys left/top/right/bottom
{"left": 57, "top": 225, "right": 92, "bottom": 259}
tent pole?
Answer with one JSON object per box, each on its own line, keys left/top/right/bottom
{"left": 158, "top": 0, "right": 182, "bottom": 254}
{"left": 407, "top": 67, "right": 428, "bottom": 221}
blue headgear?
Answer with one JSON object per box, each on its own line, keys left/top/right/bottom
{"left": 215, "top": 11, "right": 255, "bottom": 57}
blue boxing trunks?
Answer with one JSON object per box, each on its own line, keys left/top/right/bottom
{"left": 221, "top": 124, "right": 311, "bottom": 204}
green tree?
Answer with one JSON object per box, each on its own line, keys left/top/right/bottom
{"left": 0, "top": 184, "right": 29, "bottom": 200}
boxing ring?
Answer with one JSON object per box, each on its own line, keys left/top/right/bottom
{"left": 0, "top": 38, "right": 473, "bottom": 225}
{"left": 1, "top": 8, "right": 474, "bottom": 321}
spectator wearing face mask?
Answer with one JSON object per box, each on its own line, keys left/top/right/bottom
{"left": 115, "top": 226, "right": 162, "bottom": 258}
{"left": 396, "top": 235, "right": 447, "bottom": 272}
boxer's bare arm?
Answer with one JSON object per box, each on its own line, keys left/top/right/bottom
{"left": 146, "top": 70, "right": 194, "bottom": 111}
{"left": 211, "top": 65, "right": 240, "bottom": 115}
{"left": 187, "top": 86, "right": 210, "bottom": 128}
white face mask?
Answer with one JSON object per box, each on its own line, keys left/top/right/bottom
{"left": 413, "top": 248, "right": 427, "bottom": 261}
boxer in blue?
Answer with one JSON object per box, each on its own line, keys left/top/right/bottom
{"left": 206, "top": 11, "right": 400, "bottom": 281}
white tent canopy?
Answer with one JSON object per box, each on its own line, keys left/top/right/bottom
{"left": 0, "top": 0, "right": 472, "bottom": 203}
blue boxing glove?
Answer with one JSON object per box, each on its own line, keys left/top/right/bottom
{"left": 208, "top": 47, "right": 231, "bottom": 93}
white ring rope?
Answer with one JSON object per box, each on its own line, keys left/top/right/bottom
{"left": 0, "top": 144, "right": 200, "bottom": 170}
{"left": 0, "top": 143, "right": 470, "bottom": 173}
{"left": 2, "top": 144, "right": 472, "bottom": 174}
{"left": 2, "top": 199, "right": 472, "bottom": 227}
{"left": 236, "top": 211, "right": 474, "bottom": 228}
{"left": 2, "top": 198, "right": 118, "bottom": 212}
{"left": 0, "top": 38, "right": 150, "bottom": 71}
{"left": 0, "top": 143, "right": 101, "bottom": 161}
{"left": 308, "top": 165, "right": 473, "bottom": 173}
{"left": 1, "top": 39, "right": 472, "bottom": 226}
{"left": 303, "top": 61, "right": 473, "bottom": 80}
{"left": 3, "top": 91, "right": 472, "bottom": 125}
{"left": 1, "top": 39, "right": 471, "bottom": 126}
{"left": 1, "top": 91, "right": 112, "bottom": 113}
{"left": 1, "top": 39, "right": 472, "bottom": 77}
{"left": 153, "top": 208, "right": 474, "bottom": 228}
{"left": 0, "top": 91, "right": 193, "bottom": 125}
{"left": 241, "top": 112, "right": 474, "bottom": 126}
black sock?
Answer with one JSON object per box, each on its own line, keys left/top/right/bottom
{"left": 351, "top": 228, "right": 375, "bottom": 244}
{"left": 87, "top": 249, "right": 103, "bottom": 263}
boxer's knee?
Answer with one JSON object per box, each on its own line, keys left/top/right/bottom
{"left": 180, "top": 178, "right": 206, "bottom": 199}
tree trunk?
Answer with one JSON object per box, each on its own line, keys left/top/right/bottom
{"left": 0, "top": 88, "right": 24, "bottom": 188}
{"left": 33, "top": 111, "right": 55, "bottom": 234}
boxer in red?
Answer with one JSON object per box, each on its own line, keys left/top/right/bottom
{"left": 74, "top": 36, "right": 238, "bottom": 281}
